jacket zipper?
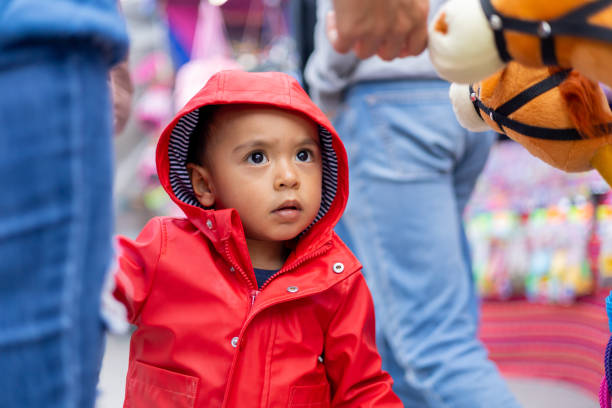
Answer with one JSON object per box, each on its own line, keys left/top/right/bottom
{"left": 259, "top": 242, "right": 332, "bottom": 291}
{"left": 250, "top": 290, "right": 260, "bottom": 306}
{"left": 223, "top": 241, "right": 256, "bottom": 292}
{"left": 220, "top": 240, "right": 255, "bottom": 408}
{"left": 220, "top": 240, "right": 333, "bottom": 407}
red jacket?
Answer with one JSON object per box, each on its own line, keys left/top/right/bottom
{"left": 114, "top": 70, "right": 401, "bottom": 408}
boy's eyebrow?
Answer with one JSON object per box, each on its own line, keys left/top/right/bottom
{"left": 232, "top": 139, "right": 271, "bottom": 153}
{"left": 232, "top": 136, "right": 320, "bottom": 153}
{"left": 299, "top": 138, "right": 320, "bottom": 148}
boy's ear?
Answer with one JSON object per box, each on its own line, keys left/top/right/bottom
{"left": 186, "top": 163, "right": 215, "bottom": 207}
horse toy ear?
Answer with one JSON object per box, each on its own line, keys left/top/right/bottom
{"left": 429, "top": 0, "right": 612, "bottom": 88}
{"left": 450, "top": 62, "right": 612, "bottom": 186}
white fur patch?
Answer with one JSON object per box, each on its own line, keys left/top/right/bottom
{"left": 428, "top": 0, "right": 505, "bottom": 83}
{"left": 449, "top": 83, "right": 490, "bottom": 132}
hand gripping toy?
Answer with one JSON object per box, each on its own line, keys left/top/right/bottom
{"left": 450, "top": 62, "right": 612, "bottom": 186}
{"left": 428, "top": 0, "right": 612, "bottom": 88}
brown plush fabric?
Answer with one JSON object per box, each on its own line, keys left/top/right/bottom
{"left": 475, "top": 62, "right": 612, "bottom": 172}
{"left": 491, "top": 0, "right": 612, "bottom": 88}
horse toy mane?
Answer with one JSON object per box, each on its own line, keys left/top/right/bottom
{"left": 428, "top": 0, "right": 612, "bottom": 88}
{"left": 451, "top": 62, "right": 612, "bottom": 184}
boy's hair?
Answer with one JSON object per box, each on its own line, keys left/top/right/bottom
{"left": 186, "top": 105, "right": 220, "bottom": 166}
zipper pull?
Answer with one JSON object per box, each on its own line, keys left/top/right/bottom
{"left": 250, "top": 290, "right": 260, "bottom": 306}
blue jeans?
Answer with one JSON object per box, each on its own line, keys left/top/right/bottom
{"left": 334, "top": 79, "right": 520, "bottom": 407}
{"left": 0, "top": 46, "right": 114, "bottom": 407}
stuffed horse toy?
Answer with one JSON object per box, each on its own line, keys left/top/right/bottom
{"left": 450, "top": 61, "right": 612, "bottom": 186}
{"left": 428, "top": 0, "right": 612, "bottom": 89}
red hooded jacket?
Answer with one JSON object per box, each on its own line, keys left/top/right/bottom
{"left": 113, "top": 70, "right": 401, "bottom": 408}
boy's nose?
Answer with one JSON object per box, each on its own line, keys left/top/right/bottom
{"left": 274, "top": 162, "right": 299, "bottom": 190}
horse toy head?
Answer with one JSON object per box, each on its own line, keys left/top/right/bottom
{"left": 450, "top": 62, "right": 612, "bottom": 185}
{"left": 428, "top": 0, "right": 612, "bottom": 88}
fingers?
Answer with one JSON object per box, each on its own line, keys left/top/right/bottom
{"left": 353, "top": 38, "right": 385, "bottom": 60}
{"left": 327, "top": 0, "right": 430, "bottom": 60}
{"left": 327, "top": 10, "right": 383, "bottom": 58}
{"left": 326, "top": 11, "right": 354, "bottom": 54}
{"left": 397, "top": 22, "right": 428, "bottom": 58}
{"left": 376, "top": 37, "right": 407, "bottom": 62}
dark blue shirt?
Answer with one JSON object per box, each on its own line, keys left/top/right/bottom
{"left": 254, "top": 268, "right": 277, "bottom": 289}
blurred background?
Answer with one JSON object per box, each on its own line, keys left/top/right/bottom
{"left": 101, "top": 0, "right": 612, "bottom": 406}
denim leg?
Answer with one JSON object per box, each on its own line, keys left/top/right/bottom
{"left": 334, "top": 80, "right": 519, "bottom": 408}
{"left": 453, "top": 130, "right": 496, "bottom": 323}
{"left": 0, "top": 46, "right": 113, "bottom": 407}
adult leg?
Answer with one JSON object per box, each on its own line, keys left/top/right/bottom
{"left": 335, "top": 80, "right": 519, "bottom": 408}
{"left": 0, "top": 46, "right": 114, "bottom": 407}
{"left": 453, "top": 130, "right": 497, "bottom": 321}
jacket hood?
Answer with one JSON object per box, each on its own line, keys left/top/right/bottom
{"left": 156, "top": 70, "right": 349, "bottom": 250}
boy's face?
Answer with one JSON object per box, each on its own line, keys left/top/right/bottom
{"left": 191, "top": 106, "right": 322, "bottom": 243}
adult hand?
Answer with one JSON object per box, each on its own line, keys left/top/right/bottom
{"left": 110, "top": 60, "right": 134, "bottom": 135}
{"left": 327, "top": 0, "right": 429, "bottom": 61}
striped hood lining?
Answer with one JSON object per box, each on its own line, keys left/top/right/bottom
{"left": 167, "top": 107, "right": 338, "bottom": 226}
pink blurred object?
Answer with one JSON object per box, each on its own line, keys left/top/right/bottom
{"left": 191, "top": 0, "right": 232, "bottom": 60}
{"left": 174, "top": 57, "right": 241, "bottom": 110}
{"left": 173, "top": 0, "right": 240, "bottom": 110}
{"left": 132, "top": 52, "right": 173, "bottom": 86}
{"left": 136, "top": 85, "right": 173, "bottom": 130}
{"left": 164, "top": 0, "right": 199, "bottom": 58}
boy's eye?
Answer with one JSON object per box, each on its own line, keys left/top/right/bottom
{"left": 247, "top": 151, "right": 267, "bottom": 165}
{"left": 296, "top": 150, "right": 312, "bottom": 162}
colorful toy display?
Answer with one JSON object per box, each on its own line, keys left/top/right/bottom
{"left": 599, "top": 200, "right": 612, "bottom": 287}
{"left": 466, "top": 141, "right": 609, "bottom": 304}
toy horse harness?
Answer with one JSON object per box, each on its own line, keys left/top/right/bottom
{"left": 469, "top": 68, "right": 612, "bottom": 141}
{"left": 479, "top": 0, "right": 612, "bottom": 65}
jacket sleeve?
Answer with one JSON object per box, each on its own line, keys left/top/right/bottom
{"left": 112, "top": 217, "right": 164, "bottom": 324}
{"left": 325, "top": 272, "right": 403, "bottom": 407}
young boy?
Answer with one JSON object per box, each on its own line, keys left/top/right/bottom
{"left": 112, "top": 70, "right": 402, "bottom": 407}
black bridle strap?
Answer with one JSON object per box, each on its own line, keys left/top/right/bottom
{"left": 479, "top": 0, "right": 612, "bottom": 65}
{"left": 468, "top": 84, "right": 484, "bottom": 119}
{"left": 541, "top": 37, "right": 558, "bottom": 66}
{"left": 557, "top": 1, "right": 612, "bottom": 25}
{"left": 470, "top": 68, "right": 612, "bottom": 141}
{"left": 495, "top": 69, "right": 572, "bottom": 116}
{"left": 479, "top": 0, "right": 512, "bottom": 62}
{"left": 474, "top": 98, "right": 584, "bottom": 140}
{"left": 549, "top": 0, "right": 612, "bottom": 42}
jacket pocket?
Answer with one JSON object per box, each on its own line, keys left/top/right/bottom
{"left": 288, "top": 383, "right": 330, "bottom": 407}
{"left": 125, "top": 360, "right": 199, "bottom": 408}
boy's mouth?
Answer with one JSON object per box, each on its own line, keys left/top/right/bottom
{"left": 272, "top": 200, "right": 303, "bottom": 220}
{"left": 273, "top": 200, "right": 302, "bottom": 212}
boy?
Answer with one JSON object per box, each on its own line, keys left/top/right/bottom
{"left": 112, "top": 70, "right": 401, "bottom": 407}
